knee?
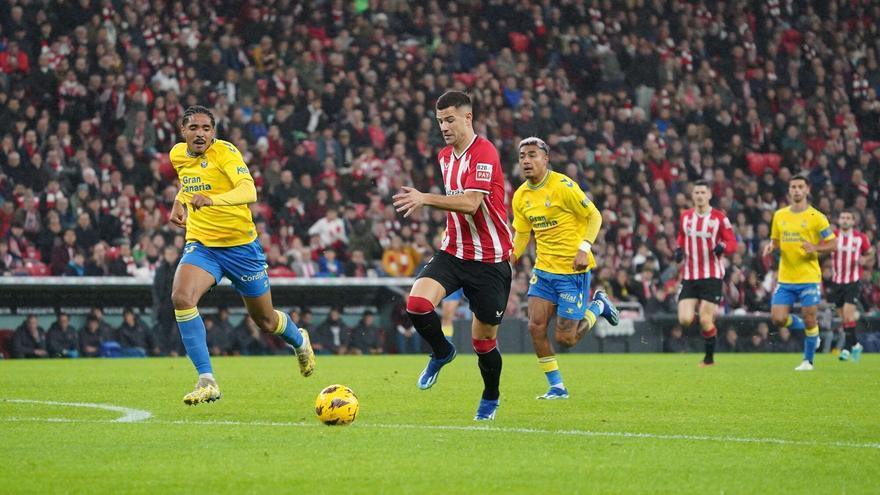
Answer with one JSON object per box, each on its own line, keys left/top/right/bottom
{"left": 770, "top": 315, "right": 788, "bottom": 328}
{"left": 406, "top": 296, "right": 435, "bottom": 315}
{"left": 699, "top": 314, "right": 714, "bottom": 330}
{"left": 527, "top": 321, "right": 547, "bottom": 338}
{"left": 554, "top": 329, "right": 576, "bottom": 348}
{"left": 171, "top": 289, "right": 198, "bottom": 310}
{"left": 678, "top": 315, "right": 694, "bottom": 327}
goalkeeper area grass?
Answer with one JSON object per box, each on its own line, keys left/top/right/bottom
{"left": 2, "top": 353, "right": 878, "bottom": 494}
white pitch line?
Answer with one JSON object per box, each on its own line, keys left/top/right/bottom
{"left": 5, "top": 399, "right": 152, "bottom": 423}
{"left": 1, "top": 414, "right": 878, "bottom": 450}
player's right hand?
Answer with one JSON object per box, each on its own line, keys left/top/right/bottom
{"left": 169, "top": 202, "right": 187, "bottom": 229}
{"left": 761, "top": 242, "right": 774, "bottom": 258}
{"left": 674, "top": 248, "right": 684, "bottom": 263}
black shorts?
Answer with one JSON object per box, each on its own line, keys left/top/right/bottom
{"left": 678, "top": 278, "right": 723, "bottom": 304}
{"left": 417, "top": 250, "right": 512, "bottom": 325}
{"left": 828, "top": 282, "right": 860, "bottom": 308}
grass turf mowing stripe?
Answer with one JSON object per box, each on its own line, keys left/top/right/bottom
{"left": 2, "top": 412, "right": 878, "bottom": 451}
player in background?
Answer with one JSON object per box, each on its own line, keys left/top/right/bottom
{"left": 675, "top": 180, "right": 737, "bottom": 367}
{"left": 440, "top": 289, "right": 463, "bottom": 343}
{"left": 393, "top": 91, "right": 513, "bottom": 421}
{"left": 511, "top": 137, "right": 619, "bottom": 400}
{"left": 830, "top": 210, "right": 872, "bottom": 362}
{"left": 763, "top": 175, "right": 837, "bottom": 371}
{"left": 169, "top": 105, "right": 315, "bottom": 404}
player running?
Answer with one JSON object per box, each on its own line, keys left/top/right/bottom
{"left": 830, "top": 210, "right": 872, "bottom": 362}
{"left": 763, "top": 175, "right": 837, "bottom": 371}
{"left": 393, "top": 91, "right": 513, "bottom": 421}
{"left": 169, "top": 105, "right": 315, "bottom": 405}
{"left": 511, "top": 137, "right": 619, "bottom": 400}
{"left": 675, "top": 180, "right": 737, "bottom": 367}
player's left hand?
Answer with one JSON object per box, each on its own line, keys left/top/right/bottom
{"left": 802, "top": 241, "right": 818, "bottom": 254}
{"left": 392, "top": 186, "right": 425, "bottom": 218}
{"left": 190, "top": 194, "right": 213, "bottom": 210}
{"left": 713, "top": 242, "right": 726, "bottom": 256}
{"left": 573, "top": 250, "right": 590, "bottom": 271}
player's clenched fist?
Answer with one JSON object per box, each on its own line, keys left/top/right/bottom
{"left": 169, "top": 201, "right": 187, "bottom": 228}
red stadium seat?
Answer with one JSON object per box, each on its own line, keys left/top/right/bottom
{"left": 509, "top": 32, "right": 529, "bottom": 53}
{"left": 27, "top": 262, "right": 50, "bottom": 276}
{"left": 267, "top": 266, "right": 297, "bottom": 278}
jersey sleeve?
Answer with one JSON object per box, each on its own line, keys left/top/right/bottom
{"left": 676, "top": 214, "right": 685, "bottom": 249}
{"left": 770, "top": 211, "right": 780, "bottom": 242}
{"left": 559, "top": 176, "right": 602, "bottom": 243}
{"left": 511, "top": 188, "right": 531, "bottom": 233}
{"left": 462, "top": 143, "right": 500, "bottom": 194}
{"left": 218, "top": 141, "right": 254, "bottom": 186}
{"left": 816, "top": 213, "right": 835, "bottom": 241}
{"left": 719, "top": 214, "right": 737, "bottom": 254}
{"left": 860, "top": 233, "right": 872, "bottom": 254}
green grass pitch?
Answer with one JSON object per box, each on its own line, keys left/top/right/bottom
{"left": 2, "top": 353, "right": 878, "bottom": 494}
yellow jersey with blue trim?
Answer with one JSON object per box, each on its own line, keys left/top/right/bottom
{"left": 512, "top": 171, "right": 599, "bottom": 275}
{"left": 770, "top": 205, "right": 836, "bottom": 284}
{"left": 170, "top": 139, "right": 258, "bottom": 247}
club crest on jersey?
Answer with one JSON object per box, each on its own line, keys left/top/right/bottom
{"left": 475, "top": 163, "right": 492, "bottom": 181}
{"left": 200, "top": 160, "right": 208, "bottom": 168}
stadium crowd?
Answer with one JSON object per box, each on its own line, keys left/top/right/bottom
{"left": 2, "top": 0, "right": 880, "bottom": 355}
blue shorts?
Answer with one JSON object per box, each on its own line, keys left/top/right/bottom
{"left": 443, "top": 288, "right": 464, "bottom": 302}
{"left": 527, "top": 268, "right": 591, "bottom": 321}
{"left": 180, "top": 239, "right": 270, "bottom": 298}
{"left": 771, "top": 283, "right": 822, "bottom": 307}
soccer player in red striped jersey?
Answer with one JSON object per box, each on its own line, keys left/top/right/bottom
{"left": 675, "top": 180, "right": 737, "bottom": 367}
{"left": 830, "top": 210, "right": 873, "bottom": 362}
{"left": 393, "top": 91, "right": 513, "bottom": 421}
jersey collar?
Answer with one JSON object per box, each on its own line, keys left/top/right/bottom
{"left": 527, "top": 170, "right": 551, "bottom": 190}
{"left": 185, "top": 138, "right": 217, "bottom": 158}
{"left": 452, "top": 134, "right": 478, "bottom": 160}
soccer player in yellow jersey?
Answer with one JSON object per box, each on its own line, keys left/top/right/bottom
{"left": 763, "top": 175, "right": 837, "bottom": 371}
{"left": 511, "top": 137, "right": 619, "bottom": 399}
{"left": 169, "top": 106, "right": 315, "bottom": 404}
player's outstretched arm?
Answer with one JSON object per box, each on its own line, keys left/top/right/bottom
{"left": 190, "top": 181, "right": 257, "bottom": 210}
{"left": 803, "top": 237, "right": 837, "bottom": 254}
{"left": 393, "top": 186, "right": 484, "bottom": 217}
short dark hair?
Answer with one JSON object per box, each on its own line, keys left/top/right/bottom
{"left": 693, "top": 179, "right": 711, "bottom": 189}
{"left": 181, "top": 105, "right": 215, "bottom": 127}
{"left": 790, "top": 174, "right": 809, "bottom": 186}
{"left": 435, "top": 91, "right": 472, "bottom": 111}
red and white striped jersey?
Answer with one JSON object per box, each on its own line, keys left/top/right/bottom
{"left": 438, "top": 135, "right": 512, "bottom": 263}
{"left": 832, "top": 229, "right": 870, "bottom": 284}
{"left": 676, "top": 208, "right": 737, "bottom": 280}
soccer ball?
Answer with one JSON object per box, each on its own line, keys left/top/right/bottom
{"left": 314, "top": 384, "right": 359, "bottom": 426}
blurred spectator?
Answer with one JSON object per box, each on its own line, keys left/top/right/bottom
{"left": 772, "top": 327, "right": 801, "bottom": 353}
{"left": 11, "top": 315, "right": 48, "bottom": 358}
{"left": 205, "top": 316, "right": 232, "bottom": 356}
{"left": 381, "top": 234, "right": 419, "bottom": 277}
{"left": 46, "top": 312, "right": 78, "bottom": 358}
{"left": 151, "top": 245, "right": 180, "bottom": 353}
{"left": 393, "top": 297, "right": 420, "bottom": 354}
{"left": 78, "top": 316, "right": 104, "bottom": 358}
{"left": 347, "top": 310, "right": 382, "bottom": 355}
{"left": 233, "top": 316, "right": 268, "bottom": 356}
{"left": 313, "top": 307, "right": 348, "bottom": 355}
{"left": 316, "top": 248, "right": 344, "bottom": 278}
{"left": 663, "top": 325, "right": 689, "bottom": 353}
{"left": 344, "top": 249, "right": 372, "bottom": 277}
{"left": 718, "top": 328, "right": 742, "bottom": 353}
{"left": 116, "top": 308, "right": 159, "bottom": 357}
